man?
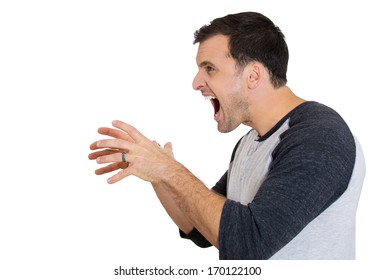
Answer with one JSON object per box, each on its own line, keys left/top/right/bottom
{"left": 88, "top": 12, "right": 365, "bottom": 259}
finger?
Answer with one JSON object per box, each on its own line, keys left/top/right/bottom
{"left": 88, "top": 149, "right": 119, "bottom": 160}
{"left": 107, "top": 168, "right": 132, "bottom": 184}
{"left": 89, "top": 140, "right": 108, "bottom": 151}
{"left": 164, "top": 142, "right": 174, "bottom": 158}
{"left": 164, "top": 142, "right": 173, "bottom": 151}
{"left": 98, "top": 127, "right": 135, "bottom": 143}
{"left": 112, "top": 120, "right": 146, "bottom": 143}
{"left": 96, "top": 151, "right": 124, "bottom": 164}
{"left": 97, "top": 151, "right": 134, "bottom": 165}
{"left": 153, "top": 141, "right": 161, "bottom": 147}
{"left": 95, "top": 162, "right": 128, "bottom": 175}
{"left": 91, "top": 139, "right": 132, "bottom": 151}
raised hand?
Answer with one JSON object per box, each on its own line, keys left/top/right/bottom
{"left": 89, "top": 120, "right": 175, "bottom": 184}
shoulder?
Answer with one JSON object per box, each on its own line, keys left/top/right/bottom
{"left": 287, "top": 101, "right": 351, "bottom": 131}
{"left": 271, "top": 101, "right": 356, "bottom": 191}
{"left": 282, "top": 101, "right": 355, "bottom": 148}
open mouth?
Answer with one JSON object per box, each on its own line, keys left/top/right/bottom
{"left": 205, "top": 96, "right": 221, "bottom": 117}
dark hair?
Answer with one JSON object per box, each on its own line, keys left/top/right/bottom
{"left": 194, "top": 12, "right": 288, "bottom": 88}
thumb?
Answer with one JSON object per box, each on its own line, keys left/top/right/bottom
{"left": 164, "top": 142, "right": 174, "bottom": 158}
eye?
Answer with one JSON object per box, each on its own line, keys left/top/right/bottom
{"left": 205, "top": 65, "right": 215, "bottom": 73}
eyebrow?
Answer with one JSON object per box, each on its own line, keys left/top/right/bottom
{"left": 198, "top": 61, "right": 216, "bottom": 68}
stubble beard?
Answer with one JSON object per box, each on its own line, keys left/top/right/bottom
{"left": 217, "top": 97, "right": 250, "bottom": 133}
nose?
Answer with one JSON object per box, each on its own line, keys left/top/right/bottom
{"left": 192, "top": 71, "right": 206, "bottom": 91}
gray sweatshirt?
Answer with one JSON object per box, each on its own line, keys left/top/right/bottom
{"left": 180, "top": 101, "right": 365, "bottom": 260}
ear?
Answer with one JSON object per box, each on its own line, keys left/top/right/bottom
{"left": 245, "top": 63, "right": 262, "bottom": 89}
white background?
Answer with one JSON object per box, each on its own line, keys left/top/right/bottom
{"left": 0, "top": 0, "right": 373, "bottom": 279}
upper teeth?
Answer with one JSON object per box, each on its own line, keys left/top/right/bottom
{"left": 204, "top": 96, "right": 216, "bottom": 100}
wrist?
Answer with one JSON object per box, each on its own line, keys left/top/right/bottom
{"left": 154, "top": 159, "right": 188, "bottom": 185}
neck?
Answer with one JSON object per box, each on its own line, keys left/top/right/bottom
{"left": 245, "top": 86, "right": 306, "bottom": 136}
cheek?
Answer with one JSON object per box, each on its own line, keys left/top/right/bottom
{"left": 222, "top": 80, "right": 245, "bottom": 104}
{"left": 210, "top": 75, "right": 244, "bottom": 106}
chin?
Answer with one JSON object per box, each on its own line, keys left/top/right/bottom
{"left": 217, "top": 123, "right": 237, "bottom": 134}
